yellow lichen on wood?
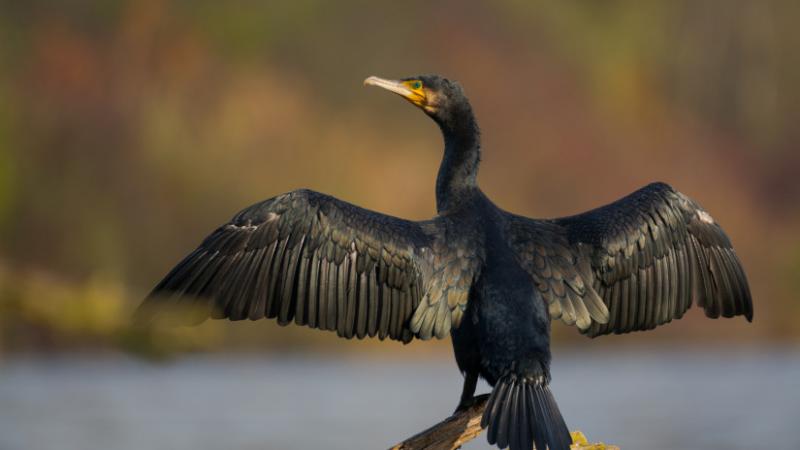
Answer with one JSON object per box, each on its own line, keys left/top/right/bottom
{"left": 570, "top": 430, "right": 620, "bottom": 450}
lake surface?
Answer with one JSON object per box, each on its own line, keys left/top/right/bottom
{"left": 1, "top": 348, "right": 798, "bottom": 450}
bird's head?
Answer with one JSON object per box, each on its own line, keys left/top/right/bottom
{"left": 364, "top": 74, "right": 474, "bottom": 131}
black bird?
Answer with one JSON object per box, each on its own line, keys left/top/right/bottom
{"left": 139, "top": 74, "right": 753, "bottom": 450}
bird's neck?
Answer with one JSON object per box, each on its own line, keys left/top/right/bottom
{"left": 435, "top": 108, "right": 481, "bottom": 213}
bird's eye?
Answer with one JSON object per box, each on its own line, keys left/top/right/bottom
{"left": 411, "top": 81, "right": 422, "bottom": 90}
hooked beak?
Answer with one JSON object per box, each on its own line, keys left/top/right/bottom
{"left": 364, "top": 76, "right": 426, "bottom": 107}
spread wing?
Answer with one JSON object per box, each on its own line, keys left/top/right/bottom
{"left": 138, "top": 189, "right": 473, "bottom": 343}
{"left": 505, "top": 182, "right": 753, "bottom": 337}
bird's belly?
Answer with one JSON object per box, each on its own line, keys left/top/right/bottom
{"left": 450, "top": 300, "right": 482, "bottom": 375}
{"left": 451, "top": 269, "right": 552, "bottom": 385}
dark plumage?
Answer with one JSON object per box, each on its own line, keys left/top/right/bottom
{"left": 139, "top": 74, "right": 753, "bottom": 450}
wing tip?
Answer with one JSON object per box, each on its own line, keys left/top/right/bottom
{"left": 745, "top": 305, "right": 754, "bottom": 322}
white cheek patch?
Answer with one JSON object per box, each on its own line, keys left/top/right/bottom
{"left": 697, "top": 210, "right": 715, "bottom": 224}
{"left": 423, "top": 91, "right": 440, "bottom": 113}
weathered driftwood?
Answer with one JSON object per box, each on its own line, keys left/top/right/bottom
{"left": 388, "top": 394, "right": 619, "bottom": 450}
{"left": 389, "top": 394, "right": 490, "bottom": 450}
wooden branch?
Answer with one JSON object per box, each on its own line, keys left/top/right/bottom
{"left": 388, "top": 394, "right": 620, "bottom": 450}
{"left": 389, "top": 394, "right": 489, "bottom": 450}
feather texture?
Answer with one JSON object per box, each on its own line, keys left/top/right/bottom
{"left": 139, "top": 189, "right": 479, "bottom": 342}
{"left": 482, "top": 373, "right": 571, "bottom": 450}
{"left": 504, "top": 182, "right": 752, "bottom": 337}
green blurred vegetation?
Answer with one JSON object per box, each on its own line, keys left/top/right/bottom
{"left": 0, "top": 0, "right": 798, "bottom": 356}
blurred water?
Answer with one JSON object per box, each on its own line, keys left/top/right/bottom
{"left": 1, "top": 349, "right": 798, "bottom": 450}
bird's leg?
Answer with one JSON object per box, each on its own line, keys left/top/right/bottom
{"left": 454, "top": 371, "right": 479, "bottom": 413}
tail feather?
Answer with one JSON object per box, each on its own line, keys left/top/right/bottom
{"left": 482, "top": 374, "right": 571, "bottom": 450}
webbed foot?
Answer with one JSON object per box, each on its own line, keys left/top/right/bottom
{"left": 453, "top": 397, "right": 476, "bottom": 414}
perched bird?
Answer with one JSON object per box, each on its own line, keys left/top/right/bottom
{"left": 139, "top": 74, "right": 753, "bottom": 450}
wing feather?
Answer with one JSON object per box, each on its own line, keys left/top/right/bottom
{"left": 138, "top": 189, "right": 476, "bottom": 342}
{"left": 505, "top": 182, "right": 752, "bottom": 337}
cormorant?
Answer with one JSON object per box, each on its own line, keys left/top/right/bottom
{"left": 139, "top": 74, "right": 753, "bottom": 450}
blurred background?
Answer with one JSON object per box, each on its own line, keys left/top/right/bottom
{"left": 1, "top": 1, "right": 798, "bottom": 449}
